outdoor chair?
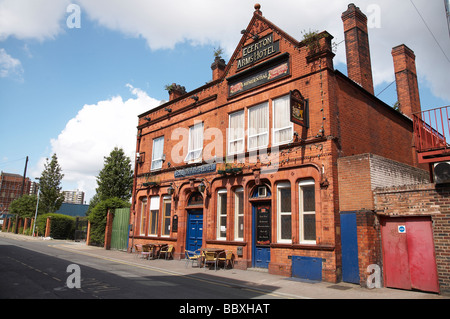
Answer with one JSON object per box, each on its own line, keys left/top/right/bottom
{"left": 158, "top": 245, "right": 174, "bottom": 260}
{"left": 218, "top": 250, "right": 234, "bottom": 269}
{"left": 185, "top": 250, "right": 201, "bottom": 268}
{"left": 141, "top": 244, "right": 154, "bottom": 260}
{"left": 203, "top": 251, "right": 218, "bottom": 271}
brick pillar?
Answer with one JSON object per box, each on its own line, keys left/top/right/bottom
{"left": 341, "top": 3, "right": 374, "bottom": 94}
{"left": 104, "top": 210, "right": 113, "bottom": 250}
{"left": 392, "top": 44, "right": 421, "bottom": 119}
{"left": 44, "top": 217, "right": 51, "bottom": 237}
{"left": 86, "top": 220, "right": 91, "bottom": 246}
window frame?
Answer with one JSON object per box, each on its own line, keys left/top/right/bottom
{"left": 272, "top": 94, "right": 293, "bottom": 146}
{"left": 299, "top": 180, "right": 316, "bottom": 244}
{"left": 148, "top": 196, "right": 160, "bottom": 236}
{"left": 185, "top": 122, "right": 204, "bottom": 163}
{"left": 140, "top": 198, "right": 147, "bottom": 236}
{"left": 151, "top": 136, "right": 165, "bottom": 171}
{"left": 228, "top": 110, "right": 245, "bottom": 155}
{"left": 234, "top": 187, "right": 244, "bottom": 241}
{"left": 248, "top": 102, "right": 269, "bottom": 151}
{"left": 161, "top": 196, "right": 171, "bottom": 237}
{"left": 277, "top": 182, "right": 292, "bottom": 243}
{"left": 217, "top": 189, "right": 227, "bottom": 240}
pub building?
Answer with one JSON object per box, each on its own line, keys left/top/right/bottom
{"left": 129, "top": 4, "right": 427, "bottom": 284}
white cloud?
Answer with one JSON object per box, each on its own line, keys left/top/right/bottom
{"left": 0, "top": 48, "right": 23, "bottom": 79}
{"left": 33, "top": 85, "right": 161, "bottom": 202}
{"left": 0, "top": 0, "right": 70, "bottom": 41}
{"left": 76, "top": 0, "right": 450, "bottom": 102}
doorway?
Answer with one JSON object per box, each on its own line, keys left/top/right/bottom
{"left": 381, "top": 216, "right": 439, "bottom": 293}
{"left": 252, "top": 202, "right": 271, "bottom": 268}
{"left": 186, "top": 210, "right": 203, "bottom": 252}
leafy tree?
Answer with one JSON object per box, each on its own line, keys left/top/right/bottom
{"left": 39, "top": 154, "right": 65, "bottom": 214}
{"left": 87, "top": 197, "right": 130, "bottom": 246}
{"left": 95, "top": 147, "right": 133, "bottom": 202}
{"left": 9, "top": 194, "right": 43, "bottom": 218}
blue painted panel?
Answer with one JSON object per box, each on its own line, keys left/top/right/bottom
{"left": 186, "top": 210, "right": 203, "bottom": 252}
{"left": 291, "top": 256, "right": 322, "bottom": 281}
{"left": 255, "top": 247, "right": 270, "bottom": 268}
{"left": 340, "top": 212, "right": 360, "bottom": 284}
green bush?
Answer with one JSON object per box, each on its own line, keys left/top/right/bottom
{"left": 37, "top": 213, "right": 76, "bottom": 239}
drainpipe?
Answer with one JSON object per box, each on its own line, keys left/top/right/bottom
{"left": 130, "top": 129, "right": 142, "bottom": 252}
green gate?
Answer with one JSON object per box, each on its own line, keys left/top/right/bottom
{"left": 110, "top": 208, "right": 130, "bottom": 251}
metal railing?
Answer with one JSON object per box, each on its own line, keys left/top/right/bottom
{"left": 413, "top": 105, "right": 450, "bottom": 153}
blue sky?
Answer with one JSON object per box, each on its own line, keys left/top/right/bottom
{"left": 1, "top": 0, "right": 449, "bottom": 202}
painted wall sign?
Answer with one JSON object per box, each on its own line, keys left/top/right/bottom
{"left": 237, "top": 33, "right": 280, "bottom": 70}
{"left": 398, "top": 225, "right": 406, "bottom": 233}
{"left": 290, "top": 89, "right": 309, "bottom": 128}
{"left": 229, "top": 59, "right": 289, "bottom": 96}
{"left": 174, "top": 163, "right": 216, "bottom": 178}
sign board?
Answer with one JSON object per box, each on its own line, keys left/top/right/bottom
{"left": 237, "top": 33, "right": 280, "bottom": 70}
{"left": 229, "top": 58, "right": 289, "bottom": 97}
{"left": 398, "top": 225, "right": 406, "bottom": 233}
{"left": 174, "top": 163, "right": 216, "bottom": 178}
{"left": 290, "top": 89, "right": 309, "bottom": 128}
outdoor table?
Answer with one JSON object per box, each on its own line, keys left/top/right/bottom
{"left": 200, "top": 248, "right": 224, "bottom": 269}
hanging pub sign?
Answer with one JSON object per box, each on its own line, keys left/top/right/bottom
{"left": 290, "top": 89, "right": 309, "bottom": 128}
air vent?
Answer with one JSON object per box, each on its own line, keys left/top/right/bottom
{"left": 433, "top": 161, "right": 450, "bottom": 184}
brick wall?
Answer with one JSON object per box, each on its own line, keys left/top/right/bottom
{"left": 374, "top": 183, "right": 450, "bottom": 293}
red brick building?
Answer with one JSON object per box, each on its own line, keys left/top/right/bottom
{"left": 129, "top": 4, "right": 429, "bottom": 285}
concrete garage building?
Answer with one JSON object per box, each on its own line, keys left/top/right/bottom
{"left": 128, "top": 4, "right": 438, "bottom": 289}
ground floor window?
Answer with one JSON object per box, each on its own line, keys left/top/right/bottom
{"left": 234, "top": 187, "right": 244, "bottom": 241}
{"left": 217, "top": 189, "right": 227, "bottom": 240}
{"left": 140, "top": 198, "right": 147, "bottom": 236}
{"left": 162, "top": 196, "right": 171, "bottom": 236}
{"left": 149, "top": 196, "right": 159, "bottom": 236}
{"left": 277, "top": 182, "right": 291, "bottom": 243}
{"left": 299, "top": 180, "right": 316, "bottom": 243}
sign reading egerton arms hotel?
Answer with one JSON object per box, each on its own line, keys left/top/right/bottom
{"left": 237, "top": 33, "right": 280, "bottom": 70}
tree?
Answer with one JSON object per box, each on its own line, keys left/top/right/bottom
{"left": 95, "top": 147, "right": 133, "bottom": 202}
{"left": 39, "top": 154, "right": 65, "bottom": 214}
{"left": 9, "top": 194, "right": 43, "bottom": 218}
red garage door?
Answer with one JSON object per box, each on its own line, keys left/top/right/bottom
{"left": 380, "top": 216, "right": 439, "bottom": 293}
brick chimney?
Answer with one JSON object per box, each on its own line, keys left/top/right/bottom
{"left": 167, "top": 83, "right": 186, "bottom": 101}
{"left": 341, "top": 3, "right": 374, "bottom": 94}
{"left": 211, "top": 56, "right": 226, "bottom": 81}
{"left": 391, "top": 44, "right": 421, "bottom": 119}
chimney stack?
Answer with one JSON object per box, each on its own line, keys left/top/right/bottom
{"left": 391, "top": 44, "right": 421, "bottom": 119}
{"left": 167, "top": 83, "right": 186, "bottom": 101}
{"left": 211, "top": 56, "right": 226, "bottom": 81}
{"left": 341, "top": 3, "right": 374, "bottom": 94}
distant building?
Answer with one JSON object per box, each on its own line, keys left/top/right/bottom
{"left": 0, "top": 171, "right": 32, "bottom": 214}
{"left": 63, "top": 189, "right": 85, "bottom": 204}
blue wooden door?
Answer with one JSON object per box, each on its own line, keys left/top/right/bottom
{"left": 340, "top": 212, "right": 360, "bottom": 284}
{"left": 186, "top": 210, "right": 203, "bottom": 252}
{"left": 253, "top": 203, "right": 271, "bottom": 268}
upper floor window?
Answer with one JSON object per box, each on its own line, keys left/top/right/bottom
{"left": 228, "top": 110, "right": 245, "bottom": 155}
{"left": 151, "top": 136, "right": 164, "bottom": 171}
{"left": 273, "top": 95, "right": 293, "bottom": 145}
{"left": 185, "top": 122, "right": 203, "bottom": 163}
{"left": 248, "top": 102, "right": 269, "bottom": 150}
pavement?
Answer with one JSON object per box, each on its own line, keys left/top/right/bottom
{"left": 1, "top": 231, "right": 449, "bottom": 299}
